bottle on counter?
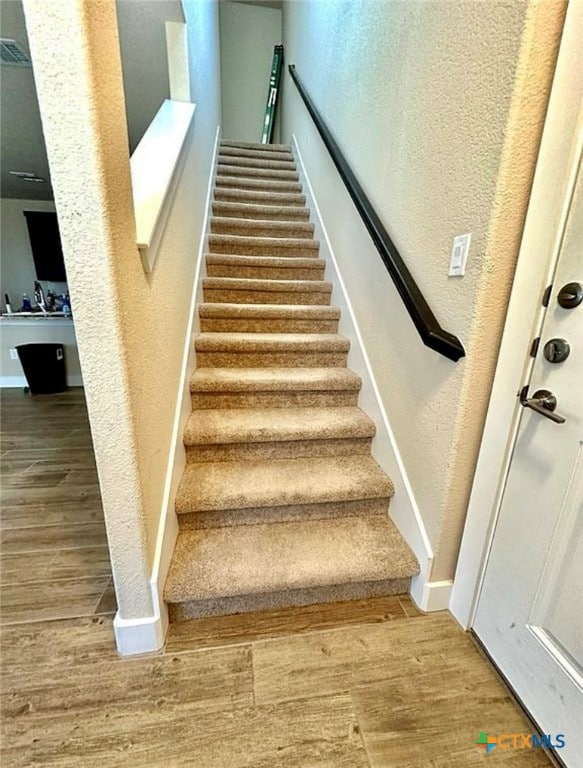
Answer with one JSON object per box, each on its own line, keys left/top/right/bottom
{"left": 4, "top": 293, "right": 12, "bottom": 314}
{"left": 21, "top": 294, "right": 32, "bottom": 312}
{"left": 61, "top": 294, "right": 71, "bottom": 316}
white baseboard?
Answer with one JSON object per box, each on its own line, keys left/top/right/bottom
{"left": 1, "top": 374, "right": 83, "bottom": 388}
{"left": 412, "top": 579, "right": 453, "bottom": 612}
{"left": 147, "top": 125, "right": 221, "bottom": 640}
{"left": 113, "top": 611, "right": 167, "bottom": 656}
{"left": 292, "top": 135, "right": 434, "bottom": 599}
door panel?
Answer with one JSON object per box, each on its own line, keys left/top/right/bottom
{"left": 474, "top": 154, "right": 583, "bottom": 766}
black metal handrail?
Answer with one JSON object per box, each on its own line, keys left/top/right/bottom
{"left": 288, "top": 65, "right": 465, "bottom": 362}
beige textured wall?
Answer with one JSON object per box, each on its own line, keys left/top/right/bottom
{"left": 282, "top": 0, "right": 565, "bottom": 579}
{"left": 219, "top": 1, "right": 282, "bottom": 142}
{"left": 22, "top": 0, "right": 221, "bottom": 618}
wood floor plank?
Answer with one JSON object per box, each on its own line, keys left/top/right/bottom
{"left": 353, "top": 674, "right": 550, "bottom": 767}
{"left": 0, "top": 482, "right": 102, "bottom": 507}
{"left": 47, "top": 545, "right": 112, "bottom": 581}
{"left": 0, "top": 615, "right": 118, "bottom": 672}
{"left": 167, "top": 594, "right": 411, "bottom": 653}
{"left": 0, "top": 576, "right": 111, "bottom": 625}
{"left": 0, "top": 550, "right": 56, "bottom": 585}
{"left": 0, "top": 501, "right": 104, "bottom": 530}
{"left": 2, "top": 629, "right": 255, "bottom": 767}
{"left": 0, "top": 522, "right": 107, "bottom": 554}
{"left": 253, "top": 613, "right": 495, "bottom": 705}
{"left": 3, "top": 692, "right": 366, "bottom": 768}
{"left": 0, "top": 470, "right": 69, "bottom": 488}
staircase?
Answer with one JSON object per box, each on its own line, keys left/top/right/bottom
{"left": 164, "top": 141, "right": 419, "bottom": 621}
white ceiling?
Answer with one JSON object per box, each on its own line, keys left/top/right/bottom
{"left": 0, "top": 0, "right": 184, "bottom": 201}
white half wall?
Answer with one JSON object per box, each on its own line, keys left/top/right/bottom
{"left": 23, "top": 0, "right": 222, "bottom": 653}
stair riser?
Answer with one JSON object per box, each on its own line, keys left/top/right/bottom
{"left": 219, "top": 147, "right": 293, "bottom": 162}
{"left": 217, "top": 165, "right": 299, "bottom": 181}
{"left": 212, "top": 203, "right": 310, "bottom": 222}
{"left": 185, "top": 437, "right": 372, "bottom": 463}
{"left": 177, "top": 496, "right": 389, "bottom": 530}
{"left": 191, "top": 390, "right": 360, "bottom": 410}
{"left": 195, "top": 351, "right": 348, "bottom": 368}
{"left": 199, "top": 318, "right": 338, "bottom": 333}
{"left": 221, "top": 141, "right": 291, "bottom": 152}
{"left": 168, "top": 577, "right": 410, "bottom": 621}
{"left": 206, "top": 264, "right": 325, "bottom": 281}
{"left": 217, "top": 155, "right": 296, "bottom": 170}
{"left": 208, "top": 240, "right": 319, "bottom": 259}
{"left": 210, "top": 221, "right": 314, "bottom": 239}
{"left": 202, "top": 288, "right": 331, "bottom": 305}
{"left": 215, "top": 177, "right": 302, "bottom": 193}
{"left": 214, "top": 189, "right": 306, "bottom": 206}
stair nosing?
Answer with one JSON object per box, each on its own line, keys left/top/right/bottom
{"left": 175, "top": 455, "right": 394, "bottom": 515}
{"left": 183, "top": 406, "right": 376, "bottom": 446}
{"left": 190, "top": 367, "right": 362, "bottom": 393}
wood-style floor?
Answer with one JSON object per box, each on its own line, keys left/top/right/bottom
{"left": 0, "top": 389, "right": 549, "bottom": 767}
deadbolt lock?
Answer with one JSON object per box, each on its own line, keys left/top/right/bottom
{"left": 543, "top": 338, "right": 570, "bottom": 363}
{"left": 557, "top": 282, "right": 583, "bottom": 309}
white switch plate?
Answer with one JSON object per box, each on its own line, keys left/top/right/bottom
{"left": 449, "top": 233, "right": 471, "bottom": 276}
{"left": 9, "top": 348, "right": 18, "bottom": 360}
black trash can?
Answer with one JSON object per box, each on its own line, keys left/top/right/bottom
{"left": 16, "top": 343, "right": 67, "bottom": 394}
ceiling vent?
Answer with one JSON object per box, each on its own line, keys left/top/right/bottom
{"left": 0, "top": 38, "right": 32, "bottom": 67}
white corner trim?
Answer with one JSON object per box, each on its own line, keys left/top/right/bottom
{"left": 147, "top": 125, "right": 221, "bottom": 645}
{"left": 412, "top": 579, "right": 453, "bottom": 613}
{"left": 113, "top": 611, "right": 166, "bottom": 656}
{"left": 292, "top": 135, "right": 434, "bottom": 596}
{"left": 131, "top": 99, "right": 196, "bottom": 274}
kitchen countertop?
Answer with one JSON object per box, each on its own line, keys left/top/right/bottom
{"left": 1, "top": 312, "right": 73, "bottom": 323}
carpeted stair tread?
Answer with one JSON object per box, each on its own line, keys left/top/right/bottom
{"left": 217, "top": 165, "right": 299, "bottom": 182}
{"left": 164, "top": 515, "right": 418, "bottom": 604}
{"left": 205, "top": 254, "right": 325, "bottom": 281}
{"left": 184, "top": 406, "right": 375, "bottom": 446}
{"left": 195, "top": 331, "right": 348, "bottom": 353}
{"left": 217, "top": 155, "right": 296, "bottom": 171}
{"left": 214, "top": 188, "right": 306, "bottom": 206}
{"left": 212, "top": 201, "right": 310, "bottom": 221}
{"left": 220, "top": 140, "right": 291, "bottom": 152}
{"left": 208, "top": 234, "right": 320, "bottom": 257}
{"left": 215, "top": 176, "right": 302, "bottom": 193}
{"left": 202, "top": 277, "right": 331, "bottom": 295}
{"left": 219, "top": 147, "right": 294, "bottom": 163}
{"left": 175, "top": 454, "right": 394, "bottom": 516}
{"left": 210, "top": 217, "right": 315, "bottom": 238}
{"left": 190, "top": 366, "right": 361, "bottom": 393}
{"left": 198, "top": 303, "right": 340, "bottom": 321}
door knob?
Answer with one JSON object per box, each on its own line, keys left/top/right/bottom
{"left": 520, "top": 388, "right": 566, "bottom": 424}
{"left": 557, "top": 282, "right": 583, "bottom": 308}
{"left": 543, "top": 338, "right": 570, "bottom": 363}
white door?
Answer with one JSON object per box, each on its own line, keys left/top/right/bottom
{"left": 474, "top": 149, "right": 583, "bottom": 765}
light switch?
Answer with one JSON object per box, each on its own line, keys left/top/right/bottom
{"left": 449, "top": 233, "right": 471, "bottom": 277}
{"left": 9, "top": 348, "right": 18, "bottom": 360}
